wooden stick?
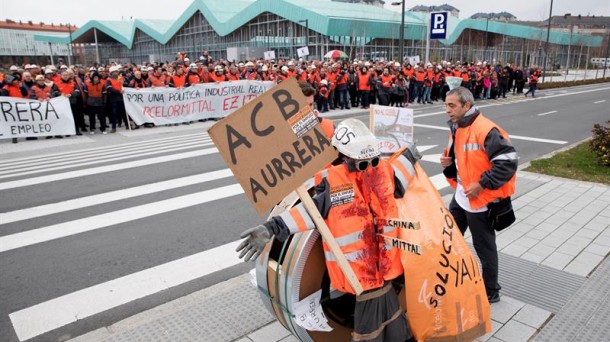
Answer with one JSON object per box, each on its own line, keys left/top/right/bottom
{"left": 295, "top": 185, "right": 364, "bottom": 295}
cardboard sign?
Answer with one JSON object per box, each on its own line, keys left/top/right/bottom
{"left": 389, "top": 157, "right": 491, "bottom": 341}
{"left": 264, "top": 50, "right": 276, "bottom": 60}
{"left": 297, "top": 46, "right": 310, "bottom": 58}
{"left": 369, "top": 105, "right": 414, "bottom": 154}
{"left": 0, "top": 96, "right": 75, "bottom": 138}
{"left": 208, "top": 78, "right": 338, "bottom": 215}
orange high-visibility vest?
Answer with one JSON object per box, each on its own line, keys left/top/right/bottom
{"left": 30, "top": 85, "right": 52, "bottom": 100}
{"left": 85, "top": 80, "right": 104, "bottom": 98}
{"left": 56, "top": 79, "right": 75, "bottom": 95}
{"left": 445, "top": 114, "right": 516, "bottom": 210}
{"left": 358, "top": 72, "right": 371, "bottom": 91}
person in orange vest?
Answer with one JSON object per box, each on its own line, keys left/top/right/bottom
{"left": 147, "top": 66, "right": 167, "bottom": 87}
{"left": 524, "top": 69, "right": 539, "bottom": 97}
{"left": 357, "top": 65, "right": 372, "bottom": 109}
{"left": 440, "top": 87, "right": 517, "bottom": 304}
{"left": 1, "top": 73, "right": 31, "bottom": 143}
{"left": 317, "top": 79, "right": 330, "bottom": 113}
{"left": 299, "top": 81, "right": 334, "bottom": 139}
{"left": 85, "top": 72, "right": 107, "bottom": 135}
{"left": 128, "top": 69, "right": 147, "bottom": 89}
{"left": 209, "top": 65, "right": 228, "bottom": 82}
{"left": 104, "top": 66, "right": 126, "bottom": 133}
{"left": 55, "top": 69, "right": 83, "bottom": 136}
{"left": 168, "top": 66, "right": 187, "bottom": 88}
{"left": 413, "top": 65, "right": 427, "bottom": 104}
{"left": 237, "top": 118, "right": 419, "bottom": 342}
{"left": 376, "top": 67, "right": 395, "bottom": 106}
{"left": 30, "top": 74, "right": 61, "bottom": 139}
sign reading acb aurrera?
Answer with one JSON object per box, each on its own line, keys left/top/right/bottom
{"left": 209, "top": 78, "right": 338, "bottom": 215}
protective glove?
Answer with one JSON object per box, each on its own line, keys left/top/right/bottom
{"left": 236, "top": 224, "right": 271, "bottom": 262}
{"left": 403, "top": 143, "right": 422, "bottom": 165}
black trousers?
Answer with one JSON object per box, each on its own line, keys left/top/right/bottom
{"left": 449, "top": 196, "right": 501, "bottom": 296}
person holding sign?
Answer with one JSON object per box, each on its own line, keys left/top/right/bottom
{"left": 440, "top": 87, "right": 518, "bottom": 304}
{"left": 237, "top": 119, "right": 419, "bottom": 342}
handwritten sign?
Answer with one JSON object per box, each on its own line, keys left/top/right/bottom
{"left": 369, "top": 105, "right": 414, "bottom": 154}
{"left": 0, "top": 96, "right": 75, "bottom": 138}
{"left": 292, "top": 290, "right": 333, "bottom": 332}
{"left": 208, "top": 78, "right": 338, "bottom": 215}
{"left": 122, "top": 80, "right": 274, "bottom": 125}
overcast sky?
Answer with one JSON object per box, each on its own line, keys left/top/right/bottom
{"left": 1, "top": 0, "right": 609, "bottom": 27}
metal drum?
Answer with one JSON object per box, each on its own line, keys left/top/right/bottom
{"left": 255, "top": 188, "right": 354, "bottom": 342}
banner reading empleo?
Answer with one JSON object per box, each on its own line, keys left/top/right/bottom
{"left": 123, "top": 80, "right": 274, "bottom": 126}
{"left": 0, "top": 96, "right": 75, "bottom": 139}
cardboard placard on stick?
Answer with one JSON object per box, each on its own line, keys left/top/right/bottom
{"left": 209, "top": 78, "right": 337, "bottom": 215}
{"left": 209, "top": 78, "right": 363, "bottom": 294}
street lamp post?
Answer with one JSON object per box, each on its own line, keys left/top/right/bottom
{"left": 563, "top": 13, "right": 572, "bottom": 81}
{"left": 542, "top": 0, "right": 554, "bottom": 83}
{"left": 391, "top": 1, "right": 406, "bottom": 67}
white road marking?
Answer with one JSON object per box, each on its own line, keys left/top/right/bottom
{"left": 9, "top": 240, "right": 243, "bottom": 342}
{"left": 0, "top": 184, "right": 244, "bottom": 253}
{"left": 537, "top": 110, "right": 558, "bottom": 117}
{"left": 414, "top": 145, "right": 437, "bottom": 153}
{"left": 0, "top": 134, "right": 210, "bottom": 171}
{"left": 429, "top": 173, "right": 449, "bottom": 190}
{"left": 0, "top": 131, "right": 209, "bottom": 165}
{"left": 594, "top": 100, "right": 606, "bottom": 104}
{"left": 0, "top": 169, "right": 233, "bottom": 225}
{"left": 0, "top": 140, "right": 213, "bottom": 178}
{"left": 0, "top": 148, "right": 218, "bottom": 191}
{"left": 421, "top": 153, "right": 442, "bottom": 163}
{"left": 413, "top": 123, "right": 566, "bottom": 144}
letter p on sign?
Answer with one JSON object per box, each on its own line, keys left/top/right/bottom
{"left": 430, "top": 12, "right": 448, "bottom": 40}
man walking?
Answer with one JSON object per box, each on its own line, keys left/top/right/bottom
{"left": 440, "top": 87, "right": 518, "bottom": 303}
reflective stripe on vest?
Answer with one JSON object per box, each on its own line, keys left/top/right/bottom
{"left": 463, "top": 143, "right": 482, "bottom": 151}
{"left": 324, "top": 250, "right": 360, "bottom": 262}
{"left": 279, "top": 203, "right": 315, "bottom": 234}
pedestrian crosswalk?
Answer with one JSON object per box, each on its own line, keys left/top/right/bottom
{"left": 0, "top": 131, "right": 447, "bottom": 342}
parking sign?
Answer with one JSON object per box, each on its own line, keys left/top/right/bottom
{"left": 430, "top": 12, "right": 448, "bottom": 40}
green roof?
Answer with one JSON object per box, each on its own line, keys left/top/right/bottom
{"left": 33, "top": 0, "right": 603, "bottom": 48}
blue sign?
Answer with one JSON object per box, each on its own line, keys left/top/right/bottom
{"left": 429, "top": 12, "right": 448, "bottom": 40}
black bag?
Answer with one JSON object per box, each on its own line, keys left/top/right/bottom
{"left": 487, "top": 197, "right": 515, "bottom": 231}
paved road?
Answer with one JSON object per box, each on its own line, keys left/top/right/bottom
{"left": 0, "top": 83, "right": 608, "bottom": 342}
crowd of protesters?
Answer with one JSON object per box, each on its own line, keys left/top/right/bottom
{"left": 1, "top": 50, "right": 542, "bottom": 144}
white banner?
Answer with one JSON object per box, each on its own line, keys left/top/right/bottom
{"left": 297, "top": 46, "right": 309, "bottom": 58}
{"left": 123, "top": 80, "right": 274, "bottom": 126}
{"left": 0, "top": 96, "right": 75, "bottom": 139}
{"left": 370, "top": 105, "right": 414, "bottom": 154}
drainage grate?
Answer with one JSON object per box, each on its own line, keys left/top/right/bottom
{"left": 534, "top": 256, "right": 610, "bottom": 342}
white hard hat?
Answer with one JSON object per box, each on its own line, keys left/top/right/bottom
{"left": 332, "top": 119, "right": 380, "bottom": 160}
{"left": 9, "top": 65, "right": 18, "bottom": 71}
{"left": 394, "top": 62, "right": 400, "bottom": 67}
{"left": 109, "top": 66, "right": 119, "bottom": 73}
{"left": 287, "top": 61, "right": 294, "bottom": 66}
{"left": 184, "top": 57, "right": 190, "bottom": 62}
{"left": 281, "top": 66, "right": 289, "bottom": 72}
{"left": 320, "top": 79, "right": 328, "bottom": 85}
{"left": 214, "top": 65, "right": 223, "bottom": 72}
{"left": 364, "top": 62, "right": 371, "bottom": 67}
{"left": 262, "top": 65, "right": 268, "bottom": 71}
{"left": 89, "top": 67, "right": 96, "bottom": 71}
{"left": 25, "top": 64, "right": 32, "bottom": 69}
{"left": 245, "top": 61, "right": 254, "bottom": 67}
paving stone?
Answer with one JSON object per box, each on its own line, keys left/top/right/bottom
{"left": 539, "top": 235, "right": 567, "bottom": 248}
{"left": 541, "top": 252, "right": 574, "bottom": 270}
{"left": 278, "top": 335, "right": 301, "bottom": 342}
{"left": 583, "top": 243, "right": 610, "bottom": 257}
{"left": 574, "top": 228, "right": 602, "bottom": 240}
{"left": 524, "top": 229, "right": 550, "bottom": 240}
{"left": 490, "top": 297, "right": 525, "bottom": 323}
{"left": 501, "top": 244, "right": 529, "bottom": 257}
{"left": 556, "top": 242, "right": 581, "bottom": 256}
{"left": 494, "top": 320, "right": 537, "bottom": 342}
{"left": 248, "top": 322, "right": 291, "bottom": 342}
{"left": 520, "top": 252, "right": 546, "bottom": 264}
{"left": 513, "top": 304, "right": 552, "bottom": 329}
{"left": 514, "top": 236, "right": 540, "bottom": 249}
{"left": 563, "top": 259, "right": 596, "bottom": 277}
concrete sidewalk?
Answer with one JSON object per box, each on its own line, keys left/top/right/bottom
{"left": 68, "top": 170, "right": 610, "bottom": 342}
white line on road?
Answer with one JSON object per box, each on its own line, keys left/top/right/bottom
{"left": 9, "top": 239, "right": 243, "bottom": 342}
{"left": 0, "top": 132, "right": 209, "bottom": 166}
{"left": 594, "top": 100, "right": 606, "bottom": 104}
{"left": 0, "top": 169, "right": 233, "bottom": 225}
{"left": 421, "top": 153, "right": 442, "bottom": 163}
{"left": 0, "top": 184, "right": 244, "bottom": 253}
{"left": 0, "top": 148, "right": 218, "bottom": 191}
{"left": 413, "top": 123, "right": 567, "bottom": 144}
{"left": 536, "top": 110, "right": 558, "bottom": 117}
{"left": 0, "top": 140, "right": 214, "bottom": 178}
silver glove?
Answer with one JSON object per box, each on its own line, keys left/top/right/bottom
{"left": 236, "top": 224, "right": 271, "bottom": 262}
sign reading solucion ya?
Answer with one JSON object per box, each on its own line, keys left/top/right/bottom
{"left": 430, "top": 12, "right": 448, "bottom": 40}
{"left": 122, "top": 80, "right": 274, "bottom": 126}
{"left": 209, "top": 78, "right": 337, "bottom": 215}
{"left": 0, "top": 97, "right": 76, "bottom": 138}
